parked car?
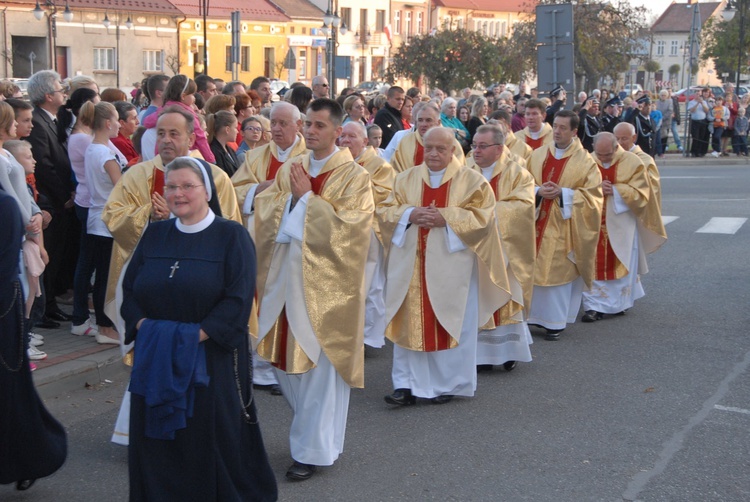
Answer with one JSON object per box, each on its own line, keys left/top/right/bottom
{"left": 7, "top": 78, "right": 29, "bottom": 99}
{"left": 269, "top": 79, "right": 289, "bottom": 102}
{"left": 737, "top": 85, "right": 749, "bottom": 97}
{"left": 674, "top": 85, "right": 725, "bottom": 102}
{"left": 354, "top": 80, "right": 386, "bottom": 97}
{"left": 623, "top": 84, "right": 643, "bottom": 96}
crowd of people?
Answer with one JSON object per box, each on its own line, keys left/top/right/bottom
{"left": 1, "top": 70, "right": 675, "bottom": 498}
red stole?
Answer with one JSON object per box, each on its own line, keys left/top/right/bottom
{"left": 535, "top": 152, "right": 569, "bottom": 256}
{"left": 526, "top": 135, "right": 544, "bottom": 150}
{"left": 489, "top": 172, "right": 502, "bottom": 200}
{"left": 419, "top": 180, "right": 452, "bottom": 352}
{"left": 414, "top": 142, "right": 424, "bottom": 166}
{"left": 266, "top": 155, "right": 283, "bottom": 181}
{"left": 272, "top": 167, "right": 334, "bottom": 369}
{"left": 595, "top": 162, "right": 619, "bottom": 280}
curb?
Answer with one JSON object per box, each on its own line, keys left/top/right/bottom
{"left": 33, "top": 347, "right": 131, "bottom": 400}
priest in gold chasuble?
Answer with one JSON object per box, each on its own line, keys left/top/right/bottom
{"left": 390, "top": 103, "right": 465, "bottom": 174}
{"left": 581, "top": 133, "right": 665, "bottom": 322}
{"left": 526, "top": 111, "right": 603, "bottom": 340}
{"left": 254, "top": 99, "right": 373, "bottom": 481}
{"left": 469, "top": 124, "right": 535, "bottom": 369}
{"left": 378, "top": 128, "right": 511, "bottom": 406}
{"left": 339, "top": 121, "right": 395, "bottom": 349}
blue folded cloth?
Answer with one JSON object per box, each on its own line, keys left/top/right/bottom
{"left": 129, "top": 319, "right": 210, "bottom": 440}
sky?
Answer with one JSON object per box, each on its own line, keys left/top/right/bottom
{"left": 628, "top": 0, "right": 680, "bottom": 21}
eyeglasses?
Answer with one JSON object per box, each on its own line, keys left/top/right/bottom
{"left": 244, "top": 126, "right": 263, "bottom": 133}
{"left": 49, "top": 89, "right": 65, "bottom": 95}
{"left": 165, "top": 183, "right": 204, "bottom": 193}
{"left": 471, "top": 143, "right": 501, "bottom": 151}
{"left": 319, "top": 83, "right": 329, "bottom": 88}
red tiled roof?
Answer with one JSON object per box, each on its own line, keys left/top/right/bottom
{"left": 10, "top": 0, "right": 182, "bottom": 15}
{"left": 267, "top": 0, "right": 324, "bottom": 22}
{"left": 432, "top": 0, "right": 535, "bottom": 13}
{"left": 652, "top": 2, "right": 721, "bottom": 32}
{"left": 167, "top": 0, "right": 290, "bottom": 22}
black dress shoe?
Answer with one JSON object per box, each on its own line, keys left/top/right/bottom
{"left": 286, "top": 461, "right": 316, "bottom": 481}
{"left": 581, "top": 310, "right": 603, "bottom": 323}
{"left": 47, "top": 309, "right": 73, "bottom": 322}
{"left": 430, "top": 395, "right": 454, "bottom": 404}
{"left": 35, "top": 317, "right": 61, "bottom": 329}
{"left": 545, "top": 328, "right": 563, "bottom": 341}
{"left": 16, "top": 479, "right": 36, "bottom": 491}
{"left": 384, "top": 388, "right": 416, "bottom": 406}
{"left": 270, "top": 384, "right": 283, "bottom": 396}
{"left": 476, "top": 364, "right": 494, "bottom": 373}
{"left": 503, "top": 361, "right": 518, "bottom": 372}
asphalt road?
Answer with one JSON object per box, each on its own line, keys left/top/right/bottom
{"left": 2, "top": 161, "right": 749, "bottom": 501}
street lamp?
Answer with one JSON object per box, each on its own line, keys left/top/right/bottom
{"left": 103, "top": 12, "right": 133, "bottom": 88}
{"left": 723, "top": 0, "right": 747, "bottom": 89}
{"left": 32, "top": 1, "right": 73, "bottom": 73}
{"left": 322, "top": 2, "right": 347, "bottom": 98}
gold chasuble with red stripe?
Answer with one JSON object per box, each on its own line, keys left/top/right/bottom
{"left": 378, "top": 159, "right": 512, "bottom": 353}
{"left": 266, "top": 155, "right": 284, "bottom": 181}
{"left": 414, "top": 142, "right": 424, "bottom": 167}
{"left": 535, "top": 152, "right": 569, "bottom": 255}
{"left": 418, "top": 181, "right": 452, "bottom": 351}
{"left": 526, "top": 136, "right": 544, "bottom": 150}
{"left": 595, "top": 162, "right": 626, "bottom": 281}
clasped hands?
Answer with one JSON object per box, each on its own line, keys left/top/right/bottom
{"left": 151, "top": 192, "right": 170, "bottom": 221}
{"left": 290, "top": 161, "right": 312, "bottom": 204}
{"left": 537, "top": 181, "right": 562, "bottom": 200}
{"left": 409, "top": 202, "right": 446, "bottom": 228}
{"left": 601, "top": 180, "right": 614, "bottom": 196}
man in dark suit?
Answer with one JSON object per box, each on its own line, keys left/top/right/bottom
{"left": 26, "top": 70, "right": 78, "bottom": 323}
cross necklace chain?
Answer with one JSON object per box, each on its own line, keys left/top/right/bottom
{"left": 169, "top": 261, "right": 180, "bottom": 279}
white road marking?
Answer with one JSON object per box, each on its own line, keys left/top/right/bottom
{"left": 662, "top": 216, "right": 679, "bottom": 225}
{"left": 695, "top": 217, "right": 747, "bottom": 234}
{"left": 714, "top": 405, "right": 750, "bottom": 415}
{"left": 661, "top": 176, "right": 725, "bottom": 179}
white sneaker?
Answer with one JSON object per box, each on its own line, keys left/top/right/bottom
{"left": 711, "top": 151, "right": 720, "bottom": 157}
{"left": 28, "top": 346, "right": 48, "bottom": 360}
{"left": 30, "top": 332, "right": 44, "bottom": 341}
{"left": 71, "top": 319, "right": 99, "bottom": 336}
{"left": 95, "top": 333, "right": 120, "bottom": 345}
{"left": 29, "top": 336, "right": 44, "bottom": 347}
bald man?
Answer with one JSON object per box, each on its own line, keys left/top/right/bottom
{"left": 377, "top": 127, "right": 511, "bottom": 405}
{"left": 339, "top": 121, "right": 395, "bottom": 348}
{"left": 581, "top": 132, "right": 652, "bottom": 322}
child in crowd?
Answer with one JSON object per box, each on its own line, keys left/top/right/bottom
{"left": 734, "top": 107, "right": 748, "bottom": 156}
{"left": 367, "top": 124, "right": 386, "bottom": 158}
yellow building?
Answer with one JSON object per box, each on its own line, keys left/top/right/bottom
{"left": 430, "top": 0, "right": 533, "bottom": 37}
{"left": 171, "top": 0, "right": 291, "bottom": 81}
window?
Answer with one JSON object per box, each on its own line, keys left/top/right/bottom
{"left": 394, "top": 10, "right": 401, "bottom": 35}
{"left": 93, "top": 47, "right": 114, "bottom": 71}
{"left": 299, "top": 49, "right": 306, "bottom": 79}
{"left": 225, "top": 45, "right": 250, "bottom": 72}
{"left": 143, "top": 50, "right": 162, "bottom": 72}
{"left": 670, "top": 40, "right": 678, "bottom": 56}
{"left": 341, "top": 8, "right": 351, "bottom": 30}
{"left": 656, "top": 40, "right": 665, "bottom": 56}
{"left": 501, "top": 22, "right": 507, "bottom": 37}
{"left": 417, "top": 12, "right": 423, "bottom": 34}
{"left": 376, "top": 10, "right": 386, "bottom": 32}
{"left": 360, "top": 9, "right": 368, "bottom": 35}
{"left": 405, "top": 11, "right": 412, "bottom": 39}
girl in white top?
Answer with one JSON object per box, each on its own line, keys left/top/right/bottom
{"left": 81, "top": 101, "right": 126, "bottom": 344}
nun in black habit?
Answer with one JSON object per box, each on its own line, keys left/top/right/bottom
{"left": 122, "top": 157, "right": 277, "bottom": 501}
{"left": 0, "top": 189, "right": 67, "bottom": 491}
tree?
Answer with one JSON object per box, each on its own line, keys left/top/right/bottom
{"left": 668, "top": 63, "right": 681, "bottom": 80}
{"left": 501, "top": 20, "right": 538, "bottom": 84}
{"left": 514, "top": 0, "right": 650, "bottom": 90}
{"left": 700, "top": 6, "right": 749, "bottom": 84}
{"left": 386, "top": 28, "right": 508, "bottom": 92}
{"left": 644, "top": 59, "right": 660, "bottom": 90}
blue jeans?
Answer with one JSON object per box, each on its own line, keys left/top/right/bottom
{"left": 670, "top": 119, "right": 683, "bottom": 150}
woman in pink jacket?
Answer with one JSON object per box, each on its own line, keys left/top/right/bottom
{"left": 141, "top": 75, "right": 215, "bottom": 163}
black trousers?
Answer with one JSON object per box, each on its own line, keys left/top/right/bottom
{"left": 42, "top": 206, "right": 79, "bottom": 310}
{"left": 689, "top": 119, "right": 710, "bottom": 157}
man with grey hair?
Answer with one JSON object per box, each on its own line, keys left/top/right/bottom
{"left": 391, "top": 102, "right": 465, "bottom": 173}
{"left": 339, "top": 121, "right": 395, "bottom": 348}
{"left": 311, "top": 75, "right": 330, "bottom": 99}
{"left": 26, "top": 70, "right": 76, "bottom": 324}
{"left": 382, "top": 100, "right": 427, "bottom": 161}
{"left": 581, "top": 132, "right": 660, "bottom": 322}
{"left": 468, "top": 123, "right": 535, "bottom": 372}
{"left": 378, "top": 126, "right": 511, "bottom": 405}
